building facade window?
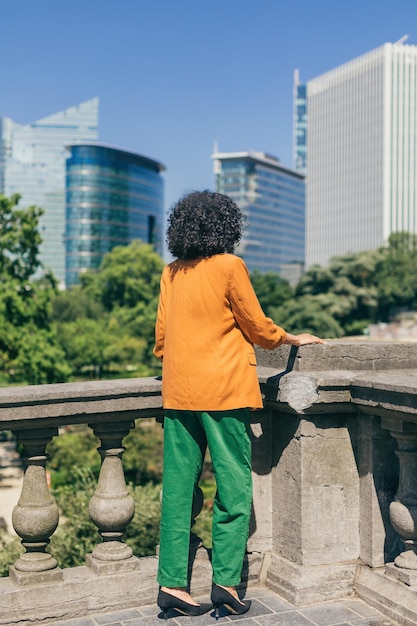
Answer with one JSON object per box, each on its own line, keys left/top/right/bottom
{"left": 212, "top": 151, "right": 305, "bottom": 282}
{"left": 65, "top": 143, "right": 165, "bottom": 287}
{"left": 306, "top": 42, "right": 417, "bottom": 268}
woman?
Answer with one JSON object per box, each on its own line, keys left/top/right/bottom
{"left": 154, "top": 190, "right": 324, "bottom": 619}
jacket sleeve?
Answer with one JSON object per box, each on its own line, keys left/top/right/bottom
{"left": 228, "top": 256, "right": 287, "bottom": 349}
{"left": 153, "top": 267, "right": 167, "bottom": 359}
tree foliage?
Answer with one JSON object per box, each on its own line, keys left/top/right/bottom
{"left": 0, "top": 193, "right": 44, "bottom": 281}
{"left": 0, "top": 194, "right": 69, "bottom": 384}
{"left": 270, "top": 296, "right": 344, "bottom": 338}
{"left": 251, "top": 235, "right": 417, "bottom": 338}
{"left": 250, "top": 271, "right": 293, "bottom": 316}
{"left": 80, "top": 241, "right": 164, "bottom": 311}
{"left": 293, "top": 249, "right": 380, "bottom": 336}
{"left": 374, "top": 232, "right": 417, "bottom": 319}
{"left": 46, "top": 427, "right": 101, "bottom": 486}
{"left": 52, "top": 241, "right": 164, "bottom": 378}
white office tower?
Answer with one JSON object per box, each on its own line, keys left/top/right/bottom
{"left": 0, "top": 99, "right": 99, "bottom": 284}
{"left": 306, "top": 42, "right": 417, "bottom": 267}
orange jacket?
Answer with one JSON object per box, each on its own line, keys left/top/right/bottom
{"left": 153, "top": 254, "right": 287, "bottom": 410}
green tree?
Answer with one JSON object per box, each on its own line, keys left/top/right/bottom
{"left": 8, "top": 327, "right": 71, "bottom": 384}
{"left": 56, "top": 318, "right": 112, "bottom": 378}
{"left": 250, "top": 270, "right": 293, "bottom": 316}
{"left": 270, "top": 296, "right": 344, "bottom": 338}
{"left": 295, "top": 249, "right": 380, "bottom": 335}
{"left": 55, "top": 314, "right": 152, "bottom": 379}
{"left": 0, "top": 194, "right": 70, "bottom": 384}
{"left": 374, "top": 232, "right": 417, "bottom": 319}
{"left": 51, "top": 241, "right": 165, "bottom": 379}
{"left": 295, "top": 264, "right": 334, "bottom": 297}
{"left": 80, "top": 241, "right": 164, "bottom": 311}
{"left": 0, "top": 193, "right": 44, "bottom": 281}
{"left": 51, "top": 287, "right": 105, "bottom": 323}
{"left": 46, "top": 427, "right": 101, "bottom": 487}
{"left": 78, "top": 241, "right": 165, "bottom": 370}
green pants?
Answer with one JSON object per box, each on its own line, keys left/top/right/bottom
{"left": 157, "top": 408, "right": 252, "bottom": 587}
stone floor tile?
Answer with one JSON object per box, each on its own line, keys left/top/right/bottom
{"left": 138, "top": 604, "right": 160, "bottom": 616}
{"left": 173, "top": 598, "right": 271, "bottom": 624}
{"left": 48, "top": 617, "right": 96, "bottom": 626}
{"left": 251, "top": 611, "right": 315, "bottom": 626}
{"left": 300, "top": 602, "right": 360, "bottom": 625}
{"left": 225, "top": 599, "right": 273, "bottom": 620}
{"left": 221, "top": 615, "right": 262, "bottom": 626}
{"left": 169, "top": 608, "right": 228, "bottom": 625}
{"left": 119, "top": 616, "right": 171, "bottom": 625}
{"left": 351, "top": 615, "right": 395, "bottom": 626}
{"left": 95, "top": 609, "right": 143, "bottom": 624}
{"left": 341, "top": 599, "right": 388, "bottom": 620}
{"left": 255, "top": 593, "right": 294, "bottom": 613}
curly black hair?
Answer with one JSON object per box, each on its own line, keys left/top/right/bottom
{"left": 166, "top": 190, "right": 245, "bottom": 260}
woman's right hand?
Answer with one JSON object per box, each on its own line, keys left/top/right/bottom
{"left": 284, "top": 332, "right": 325, "bottom": 346}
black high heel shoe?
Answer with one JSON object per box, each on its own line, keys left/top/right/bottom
{"left": 157, "top": 589, "right": 212, "bottom": 620}
{"left": 211, "top": 583, "right": 251, "bottom": 619}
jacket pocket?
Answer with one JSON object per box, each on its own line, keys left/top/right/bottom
{"left": 248, "top": 353, "right": 257, "bottom": 366}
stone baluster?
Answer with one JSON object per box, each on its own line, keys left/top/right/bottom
{"left": 86, "top": 421, "right": 139, "bottom": 574}
{"left": 381, "top": 419, "right": 417, "bottom": 585}
{"left": 9, "top": 427, "right": 61, "bottom": 584}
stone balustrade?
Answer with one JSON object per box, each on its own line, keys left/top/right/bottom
{"left": 0, "top": 378, "right": 163, "bottom": 625}
{"left": 0, "top": 342, "right": 416, "bottom": 625}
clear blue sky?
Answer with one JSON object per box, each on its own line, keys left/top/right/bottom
{"left": 1, "top": 0, "right": 416, "bottom": 214}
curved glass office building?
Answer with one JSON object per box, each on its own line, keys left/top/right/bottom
{"left": 65, "top": 143, "right": 165, "bottom": 287}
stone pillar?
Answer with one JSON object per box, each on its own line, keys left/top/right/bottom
{"left": 9, "top": 428, "right": 61, "bottom": 585}
{"left": 86, "top": 421, "right": 139, "bottom": 574}
{"left": 381, "top": 419, "right": 417, "bottom": 585}
{"left": 266, "top": 410, "right": 360, "bottom": 605}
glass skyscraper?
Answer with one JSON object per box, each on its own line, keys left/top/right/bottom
{"left": 65, "top": 143, "right": 165, "bottom": 287}
{"left": 306, "top": 41, "right": 417, "bottom": 267}
{"left": 212, "top": 151, "right": 305, "bottom": 279}
{"left": 0, "top": 99, "right": 99, "bottom": 285}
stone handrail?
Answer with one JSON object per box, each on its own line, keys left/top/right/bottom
{"left": 0, "top": 341, "right": 417, "bottom": 625}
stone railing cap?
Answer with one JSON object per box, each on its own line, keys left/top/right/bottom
{"left": 256, "top": 340, "right": 417, "bottom": 372}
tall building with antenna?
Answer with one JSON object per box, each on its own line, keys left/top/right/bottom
{"left": 305, "top": 40, "right": 417, "bottom": 267}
